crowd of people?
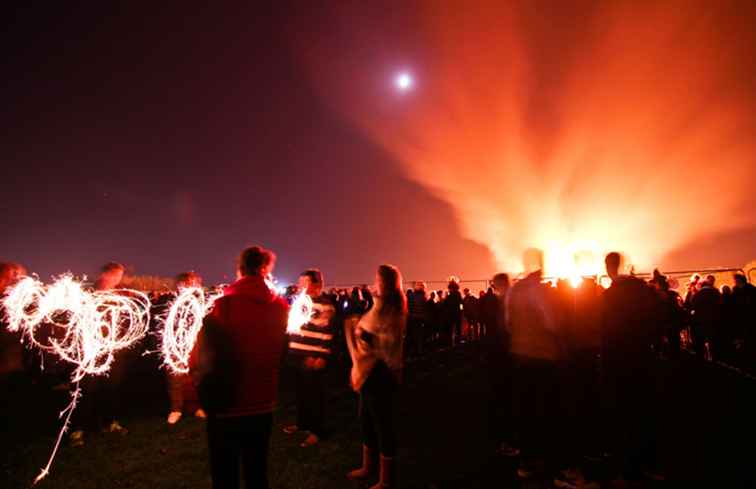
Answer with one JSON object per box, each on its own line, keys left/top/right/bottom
{"left": 1, "top": 249, "right": 755, "bottom": 489}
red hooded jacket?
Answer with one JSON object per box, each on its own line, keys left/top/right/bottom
{"left": 189, "top": 274, "right": 288, "bottom": 417}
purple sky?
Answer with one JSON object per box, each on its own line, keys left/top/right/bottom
{"left": 2, "top": 3, "right": 755, "bottom": 285}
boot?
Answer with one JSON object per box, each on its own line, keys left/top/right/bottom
{"left": 369, "top": 455, "right": 397, "bottom": 489}
{"left": 346, "top": 445, "right": 375, "bottom": 480}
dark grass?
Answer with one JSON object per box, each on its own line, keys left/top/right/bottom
{"left": 3, "top": 344, "right": 756, "bottom": 489}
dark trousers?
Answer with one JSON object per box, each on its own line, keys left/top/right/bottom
{"left": 406, "top": 318, "right": 425, "bottom": 357}
{"left": 295, "top": 367, "right": 326, "bottom": 438}
{"left": 207, "top": 413, "right": 273, "bottom": 489}
{"left": 73, "top": 356, "right": 127, "bottom": 431}
{"left": 485, "top": 352, "right": 512, "bottom": 446}
{"left": 602, "top": 362, "right": 657, "bottom": 479}
{"left": 563, "top": 351, "right": 601, "bottom": 459}
{"left": 512, "top": 355, "right": 564, "bottom": 472}
{"left": 360, "top": 361, "right": 398, "bottom": 457}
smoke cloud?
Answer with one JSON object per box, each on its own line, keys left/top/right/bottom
{"left": 303, "top": 1, "right": 756, "bottom": 276}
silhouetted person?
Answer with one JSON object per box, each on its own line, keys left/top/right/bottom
{"left": 407, "top": 282, "right": 427, "bottom": 357}
{"left": 563, "top": 276, "right": 604, "bottom": 467}
{"left": 189, "top": 246, "right": 288, "bottom": 489}
{"left": 650, "top": 270, "right": 685, "bottom": 360}
{"left": 284, "top": 269, "right": 336, "bottom": 447}
{"left": 731, "top": 274, "right": 755, "bottom": 368}
{"left": 508, "top": 268, "right": 566, "bottom": 480}
{"left": 601, "top": 252, "right": 664, "bottom": 482}
{"left": 426, "top": 291, "right": 439, "bottom": 344}
{"left": 480, "top": 287, "right": 498, "bottom": 342}
{"left": 345, "top": 264, "right": 406, "bottom": 489}
{"left": 444, "top": 279, "right": 463, "bottom": 346}
{"left": 691, "top": 275, "right": 721, "bottom": 360}
{"left": 70, "top": 262, "right": 128, "bottom": 447}
{"left": 482, "top": 273, "right": 518, "bottom": 458}
{"left": 462, "top": 287, "right": 480, "bottom": 340}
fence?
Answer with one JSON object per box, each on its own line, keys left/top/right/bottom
{"left": 327, "top": 267, "right": 750, "bottom": 293}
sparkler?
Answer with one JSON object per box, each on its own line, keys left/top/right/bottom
{"left": 287, "top": 289, "right": 314, "bottom": 335}
{"left": 2, "top": 274, "right": 150, "bottom": 484}
{"left": 160, "top": 286, "right": 222, "bottom": 375}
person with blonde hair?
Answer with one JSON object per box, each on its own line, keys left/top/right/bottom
{"left": 345, "top": 264, "right": 407, "bottom": 489}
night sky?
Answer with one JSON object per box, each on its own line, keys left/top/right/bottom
{"left": 3, "top": 2, "right": 755, "bottom": 285}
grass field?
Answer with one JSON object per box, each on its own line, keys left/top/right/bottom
{"left": 3, "top": 344, "right": 756, "bottom": 489}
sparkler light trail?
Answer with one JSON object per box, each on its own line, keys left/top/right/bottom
{"left": 2, "top": 274, "right": 151, "bottom": 484}
{"left": 160, "top": 286, "right": 222, "bottom": 375}
{"left": 286, "top": 289, "right": 314, "bottom": 335}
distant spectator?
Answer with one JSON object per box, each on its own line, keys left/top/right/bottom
{"left": 407, "top": 282, "right": 428, "bottom": 357}
{"left": 462, "top": 288, "right": 480, "bottom": 341}
{"left": 691, "top": 275, "right": 722, "bottom": 360}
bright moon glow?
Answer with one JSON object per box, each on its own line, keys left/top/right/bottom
{"left": 395, "top": 72, "right": 413, "bottom": 91}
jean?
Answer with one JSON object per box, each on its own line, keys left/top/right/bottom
{"left": 295, "top": 366, "right": 326, "bottom": 438}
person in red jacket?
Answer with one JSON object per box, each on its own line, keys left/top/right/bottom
{"left": 189, "top": 246, "right": 288, "bottom": 489}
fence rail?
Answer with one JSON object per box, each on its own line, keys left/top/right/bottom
{"left": 326, "top": 267, "right": 750, "bottom": 292}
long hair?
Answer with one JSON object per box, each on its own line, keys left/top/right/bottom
{"left": 377, "top": 264, "right": 407, "bottom": 318}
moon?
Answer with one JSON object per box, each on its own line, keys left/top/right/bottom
{"left": 395, "top": 72, "right": 413, "bottom": 91}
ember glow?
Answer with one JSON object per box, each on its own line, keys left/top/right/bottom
{"left": 286, "top": 290, "right": 314, "bottom": 335}
{"left": 160, "top": 286, "right": 222, "bottom": 375}
{"left": 2, "top": 274, "right": 150, "bottom": 483}
{"left": 307, "top": 2, "right": 756, "bottom": 278}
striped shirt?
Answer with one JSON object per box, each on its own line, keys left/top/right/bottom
{"left": 288, "top": 294, "right": 336, "bottom": 361}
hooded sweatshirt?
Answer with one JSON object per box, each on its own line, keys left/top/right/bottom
{"left": 189, "top": 274, "right": 288, "bottom": 417}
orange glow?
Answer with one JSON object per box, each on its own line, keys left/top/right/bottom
{"left": 305, "top": 2, "right": 756, "bottom": 276}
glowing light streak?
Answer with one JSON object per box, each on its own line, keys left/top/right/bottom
{"left": 160, "top": 286, "right": 222, "bottom": 375}
{"left": 2, "top": 274, "right": 150, "bottom": 484}
{"left": 286, "top": 290, "right": 314, "bottom": 335}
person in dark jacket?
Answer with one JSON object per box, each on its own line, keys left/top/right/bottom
{"left": 445, "top": 279, "right": 463, "bottom": 346}
{"left": 189, "top": 246, "right": 288, "bottom": 489}
{"left": 406, "top": 282, "right": 428, "bottom": 358}
{"left": 283, "top": 269, "right": 336, "bottom": 447}
{"left": 690, "top": 275, "right": 721, "bottom": 360}
{"left": 462, "top": 288, "right": 480, "bottom": 341}
{"left": 480, "top": 287, "right": 498, "bottom": 340}
{"left": 482, "top": 273, "right": 518, "bottom": 458}
{"left": 601, "top": 252, "right": 665, "bottom": 483}
{"left": 732, "top": 274, "right": 756, "bottom": 368}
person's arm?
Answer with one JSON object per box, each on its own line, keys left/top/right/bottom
{"left": 343, "top": 315, "right": 360, "bottom": 364}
